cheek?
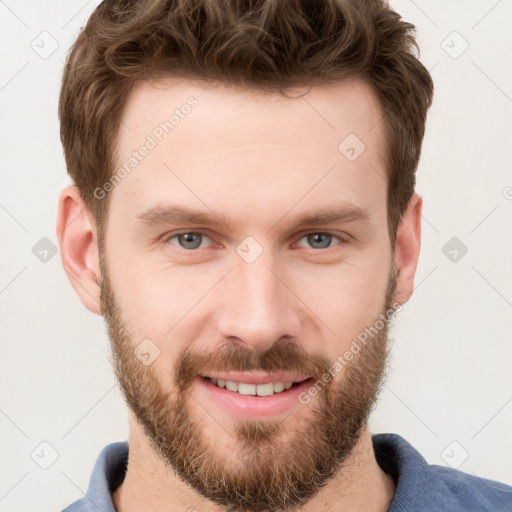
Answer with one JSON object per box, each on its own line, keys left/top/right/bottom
{"left": 111, "top": 253, "right": 216, "bottom": 318}
{"left": 109, "top": 263, "right": 223, "bottom": 364}
{"left": 290, "top": 256, "right": 390, "bottom": 356}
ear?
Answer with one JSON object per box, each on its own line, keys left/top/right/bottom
{"left": 56, "top": 185, "right": 101, "bottom": 314}
{"left": 392, "top": 192, "right": 422, "bottom": 306}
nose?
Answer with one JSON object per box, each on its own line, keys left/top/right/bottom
{"left": 216, "top": 247, "right": 301, "bottom": 352}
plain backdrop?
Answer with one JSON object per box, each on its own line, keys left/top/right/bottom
{"left": 1, "top": 1, "right": 511, "bottom": 511}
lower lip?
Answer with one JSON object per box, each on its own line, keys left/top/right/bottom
{"left": 196, "top": 377, "right": 313, "bottom": 419}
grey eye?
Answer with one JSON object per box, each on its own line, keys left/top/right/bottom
{"left": 171, "top": 232, "right": 205, "bottom": 250}
{"left": 295, "top": 232, "right": 344, "bottom": 250}
{"left": 306, "top": 233, "right": 333, "bottom": 249}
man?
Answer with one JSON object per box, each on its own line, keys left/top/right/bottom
{"left": 57, "top": 0, "right": 512, "bottom": 511}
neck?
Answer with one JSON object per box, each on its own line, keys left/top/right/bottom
{"left": 113, "top": 414, "right": 395, "bottom": 512}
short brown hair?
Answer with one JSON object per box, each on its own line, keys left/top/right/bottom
{"left": 59, "top": 0, "right": 433, "bottom": 243}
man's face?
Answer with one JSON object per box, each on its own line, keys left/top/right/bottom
{"left": 99, "top": 78, "right": 397, "bottom": 511}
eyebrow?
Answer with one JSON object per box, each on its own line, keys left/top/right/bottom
{"left": 280, "top": 205, "right": 371, "bottom": 231}
{"left": 136, "top": 206, "right": 232, "bottom": 229}
{"left": 135, "top": 204, "right": 371, "bottom": 232}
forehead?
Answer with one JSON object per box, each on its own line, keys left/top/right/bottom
{"left": 120, "top": 77, "right": 385, "bottom": 154}
{"left": 110, "top": 77, "right": 388, "bottom": 228}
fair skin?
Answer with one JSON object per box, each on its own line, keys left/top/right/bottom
{"left": 57, "top": 78, "right": 422, "bottom": 511}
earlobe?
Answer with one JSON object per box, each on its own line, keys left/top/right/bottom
{"left": 56, "top": 185, "right": 102, "bottom": 314}
{"left": 392, "top": 193, "right": 422, "bottom": 306}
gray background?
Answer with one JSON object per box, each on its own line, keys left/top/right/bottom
{"left": 1, "top": 1, "right": 511, "bottom": 510}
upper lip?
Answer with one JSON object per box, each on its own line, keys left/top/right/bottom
{"left": 201, "top": 371, "right": 311, "bottom": 385}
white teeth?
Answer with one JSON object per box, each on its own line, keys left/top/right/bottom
{"left": 238, "top": 383, "right": 257, "bottom": 395}
{"left": 211, "top": 378, "right": 299, "bottom": 396}
{"left": 273, "top": 382, "right": 285, "bottom": 393}
{"left": 225, "top": 380, "right": 239, "bottom": 392}
{"left": 256, "top": 383, "right": 274, "bottom": 396}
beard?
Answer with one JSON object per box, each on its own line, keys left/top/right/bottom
{"left": 100, "top": 260, "right": 397, "bottom": 512}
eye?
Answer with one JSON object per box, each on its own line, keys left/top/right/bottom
{"left": 167, "top": 231, "right": 212, "bottom": 250}
{"left": 295, "top": 232, "right": 344, "bottom": 250}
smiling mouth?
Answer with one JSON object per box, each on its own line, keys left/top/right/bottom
{"left": 202, "top": 376, "right": 311, "bottom": 397}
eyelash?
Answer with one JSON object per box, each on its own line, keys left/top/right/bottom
{"left": 164, "top": 231, "right": 347, "bottom": 251}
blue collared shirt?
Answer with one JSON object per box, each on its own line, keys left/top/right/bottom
{"left": 61, "top": 433, "right": 512, "bottom": 511}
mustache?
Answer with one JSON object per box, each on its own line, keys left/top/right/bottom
{"left": 174, "top": 339, "right": 332, "bottom": 392}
